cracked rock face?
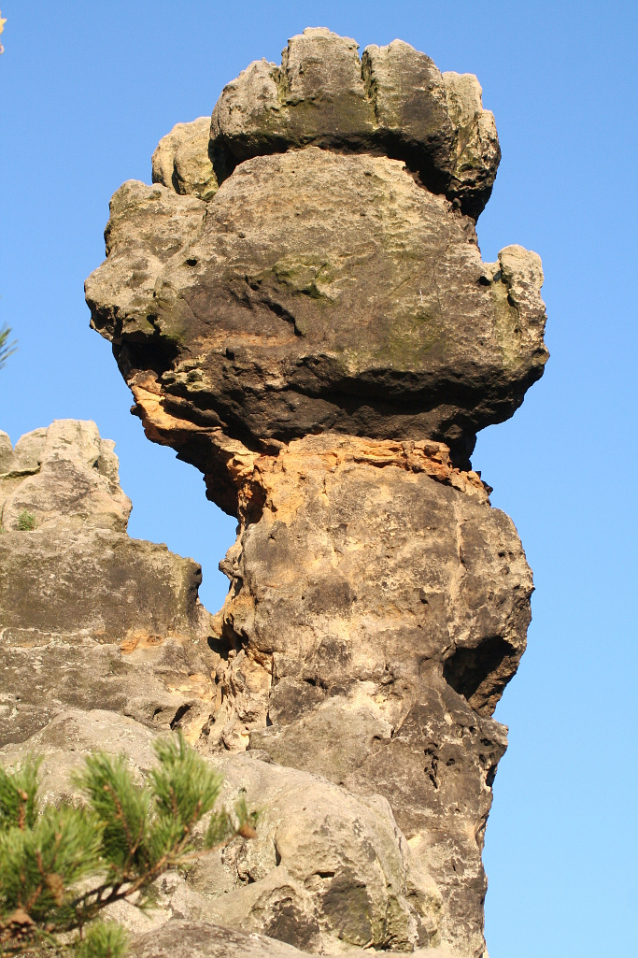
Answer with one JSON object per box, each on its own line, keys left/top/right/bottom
{"left": 0, "top": 420, "right": 217, "bottom": 745}
{"left": 1, "top": 708, "right": 447, "bottom": 954}
{"left": 200, "top": 434, "right": 531, "bottom": 955}
{"left": 82, "top": 26, "right": 546, "bottom": 958}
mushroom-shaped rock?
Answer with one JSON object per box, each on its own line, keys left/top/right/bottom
{"left": 86, "top": 148, "right": 547, "bottom": 471}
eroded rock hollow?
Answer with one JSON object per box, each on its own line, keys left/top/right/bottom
{"left": 39, "top": 26, "right": 544, "bottom": 958}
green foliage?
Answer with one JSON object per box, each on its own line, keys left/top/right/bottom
{"left": 0, "top": 326, "right": 16, "bottom": 370}
{"left": 75, "top": 923, "right": 128, "bottom": 958}
{"left": 0, "top": 805, "right": 102, "bottom": 924}
{"left": 0, "top": 733, "right": 257, "bottom": 957}
{"left": 76, "top": 753, "right": 151, "bottom": 878}
{"left": 0, "top": 757, "right": 40, "bottom": 832}
{"left": 15, "top": 511, "right": 36, "bottom": 532}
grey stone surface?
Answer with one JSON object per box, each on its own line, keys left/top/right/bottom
{"left": 188, "top": 752, "right": 441, "bottom": 952}
{"left": 86, "top": 149, "right": 547, "bottom": 470}
{"left": 2, "top": 710, "right": 445, "bottom": 953}
{"left": 152, "top": 117, "right": 219, "bottom": 201}
{"left": 0, "top": 421, "right": 217, "bottom": 746}
{"left": 0, "top": 708, "right": 158, "bottom": 803}
{"left": 210, "top": 28, "right": 499, "bottom": 219}
{"left": 0, "top": 431, "right": 13, "bottom": 473}
{"left": 127, "top": 921, "right": 465, "bottom": 958}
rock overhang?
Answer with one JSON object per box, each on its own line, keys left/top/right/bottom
{"left": 86, "top": 150, "right": 547, "bottom": 470}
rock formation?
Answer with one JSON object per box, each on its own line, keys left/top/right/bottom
{"left": 2, "top": 421, "right": 452, "bottom": 953}
{"left": 1, "top": 26, "right": 547, "bottom": 958}
{"left": 0, "top": 419, "right": 217, "bottom": 745}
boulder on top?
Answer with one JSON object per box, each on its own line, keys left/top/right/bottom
{"left": 152, "top": 117, "right": 219, "bottom": 202}
{"left": 210, "top": 28, "right": 500, "bottom": 219}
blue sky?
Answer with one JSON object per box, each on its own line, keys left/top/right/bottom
{"left": 1, "top": 2, "right": 637, "bottom": 955}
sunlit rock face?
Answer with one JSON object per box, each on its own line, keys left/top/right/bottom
{"left": 208, "top": 28, "right": 501, "bottom": 219}
{"left": 0, "top": 420, "right": 217, "bottom": 746}
{"left": 82, "top": 27, "right": 548, "bottom": 958}
{"left": 86, "top": 148, "right": 546, "bottom": 468}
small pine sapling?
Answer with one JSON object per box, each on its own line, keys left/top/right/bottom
{"left": 0, "top": 733, "right": 257, "bottom": 957}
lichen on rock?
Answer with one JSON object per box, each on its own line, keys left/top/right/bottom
{"left": 86, "top": 146, "right": 547, "bottom": 468}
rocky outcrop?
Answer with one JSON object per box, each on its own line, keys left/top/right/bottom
{"left": 82, "top": 30, "right": 547, "bottom": 951}
{"left": 209, "top": 28, "right": 500, "bottom": 219}
{"left": 2, "top": 26, "right": 553, "bottom": 958}
{"left": 127, "top": 922, "right": 460, "bottom": 958}
{"left": 1, "top": 708, "right": 441, "bottom": 952}
{"left": 0, "top": 420, "right": 218, "bottom": 745}
{"left": 86, "top": 149, "right": 546, "bottom": 468}
{"left": 0, "top": 424, "right": 465, "bottom": 953}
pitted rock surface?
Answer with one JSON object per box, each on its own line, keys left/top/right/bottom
{"left": 127, "top": 921, "right": 462, "bottom": 958}
{"left": 0, "top": 421, "right": 217, "bottom": 745}
{"left": 77, "top": 26, "right": 546, "bottom": 958}
{"left": 152, "top": 116, "right": 219, "bottom": 201}
{"left": 2, "top": 709, "right": 445, "bottom": 954}
{"left": 210, "top": 28, "right": 500, "bottom": 219}
{"left": 86, "top": 147, "right": 546, "bottom": 467}
{"left": 195, "top": 433, "right": 531, "bottom": 955}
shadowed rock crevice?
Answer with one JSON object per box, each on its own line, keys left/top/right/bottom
{"left": 442, "top": 637, "right": 519, "bottom": 715}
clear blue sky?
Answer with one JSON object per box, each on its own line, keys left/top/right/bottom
{"left": 1, "top": 2, "right": 637, "bottom": 955}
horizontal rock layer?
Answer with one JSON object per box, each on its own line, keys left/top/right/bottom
{"left": 209, "top": 27, "right": 500, "bottom": 219}
{"left": 86, "top": 149, "right": 547, "bottom": 468}
{"left": 128, "top": 922, "right": 461, "bottom": 958}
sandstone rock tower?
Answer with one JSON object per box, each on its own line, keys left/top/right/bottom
{"left": 83, "top": 28, "right": 547, "bottom": 958}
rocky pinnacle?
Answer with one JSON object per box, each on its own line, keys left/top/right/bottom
{"left": 84, "top": 28, "right": 548, "bottom": 958}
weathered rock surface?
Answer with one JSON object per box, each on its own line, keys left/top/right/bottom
{"left": 195, "top": 433, "right": 531, "bottom": 956}
{"left": 209, "top": 28, "right": 499, "bottom": 219}
{"left": 0, "top": 418, "right": 526, "bottom": 957}
{"left": 190, "top": 751, "right": 440, "bottom": 952}
{"left": 0, "top": 420, "right": 217, "bottom": 745}
{"left": 1, "top": 709, "right": 446, "bottom": 953}
{"left": 128, "top": 922, "right": 317, "bottom": 958}
{"left": 70, "top": 26, "right": 546, "bottom": 958}
{"left": 152, "top": 117, "right": 219, "bottom": 201}
{"left": 0, "top": 708, "right": 159, "bottom": 803}
{"left": 86, "top": 148, "right": 547, "bottom": 468}
{"left": 127, "top": 921, "right": 461, "bottom": 958}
